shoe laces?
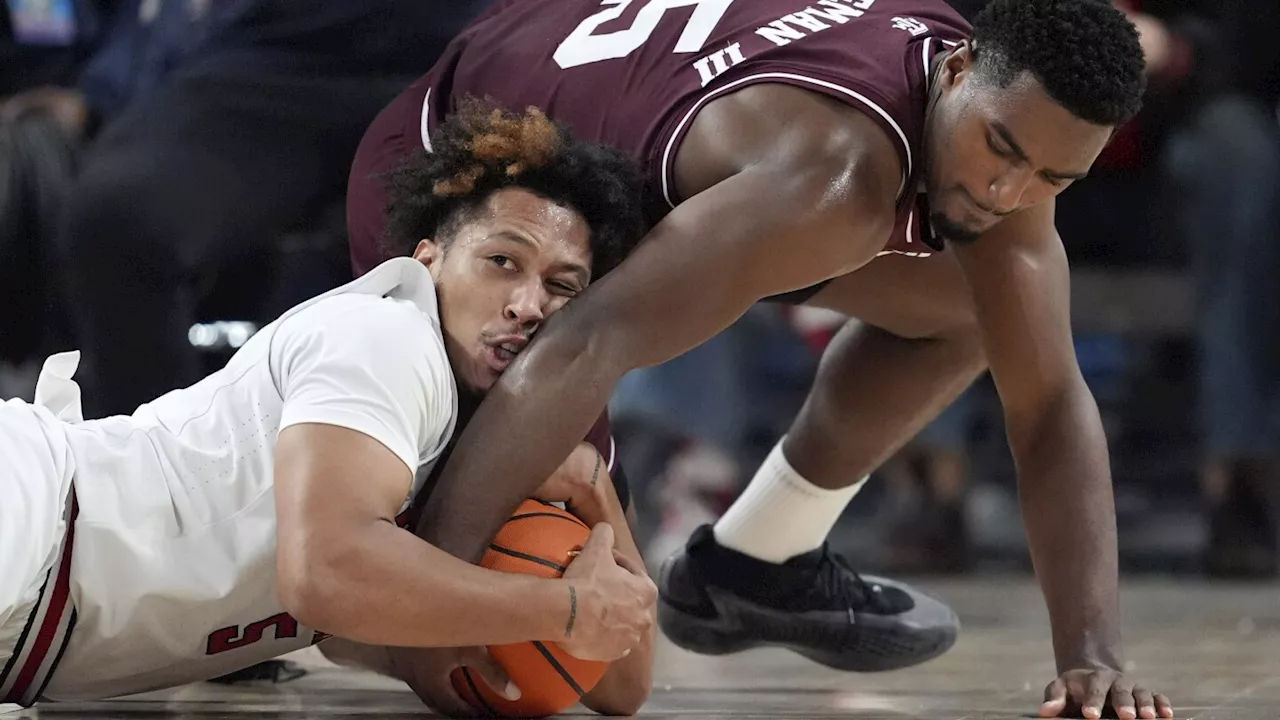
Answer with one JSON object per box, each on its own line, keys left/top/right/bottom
{"left": 813, "top": 543, "right": 881, "bottom": 620}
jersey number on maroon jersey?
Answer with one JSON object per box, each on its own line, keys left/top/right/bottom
{"left": 554, "top": 0, "right": 736, "bottom": 68}
{"left": 206, "top": 613, "right": 300, "bottom": 655}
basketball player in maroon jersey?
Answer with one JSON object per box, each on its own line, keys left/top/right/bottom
{"left": 347, "top": 1, "right": 1171, "bottom": 717}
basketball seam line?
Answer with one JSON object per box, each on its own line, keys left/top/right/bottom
{"left": 532, "top": 641, "right": 586, "bottom": 697}
{"left": 488, "top": 544, "right": 568, "bottom": 573}
{"left": 509, "top": 511, "right": 589, "bottom": 529}
{"left": 461, "top": 667, "right": 501, "bottom": 716}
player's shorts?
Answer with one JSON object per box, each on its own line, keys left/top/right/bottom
{"left": 0, "top": 354, "right": 80, "bottom": 707}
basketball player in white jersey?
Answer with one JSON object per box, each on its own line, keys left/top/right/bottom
{"left": 0, "top": 101, "right": 656, "bottom": 713}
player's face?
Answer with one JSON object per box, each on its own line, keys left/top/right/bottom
{"left": 414, "top": 188, "right": 592, "bottom": 394}
{"left": 924, "top": 47, "right": 1115, "bottom": 243}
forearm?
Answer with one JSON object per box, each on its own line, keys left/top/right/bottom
{"left": 577, "top": 502, "right": 655, "bottom": 715}
{"left": 1010, "top": 379, "right": 1123, "bottom": 671}
{"left": 281, "top": 521, "right": 569, "bottom": 648}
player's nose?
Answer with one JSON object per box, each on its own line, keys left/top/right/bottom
{"left": 987, "top": 166, "right": 1032, "bottom": 214}
{"left": 503, "top": 283, "right": 547, "bottom": 327}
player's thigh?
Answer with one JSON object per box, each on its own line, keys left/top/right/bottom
{"left": 0, "top": 403, "right": 71, "bottom": 618}
{"left": 802, "top": 251, "right": 976, "bottom": 340}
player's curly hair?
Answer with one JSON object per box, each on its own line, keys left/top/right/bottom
{"left": 971, "top": 0, "right": 1146, "bottom": 127}
{"left": 382, "top": 97, "right": 647, "bottom": 281}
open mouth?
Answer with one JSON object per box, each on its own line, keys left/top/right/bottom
{"left": 485, "top": 337, "right": 528, "bottom": 373}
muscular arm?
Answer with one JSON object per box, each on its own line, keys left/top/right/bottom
{"left": 953, "top": 202, "right": 1123, "bottom": 672}
{"left": 273, "top": 423, "right": 571, "bottom": 648}
{"left": 578, "top": 497, "right": 653, "bottom": 715}
{"left": 415, "top": 84, "right": 903, "bottom": 564}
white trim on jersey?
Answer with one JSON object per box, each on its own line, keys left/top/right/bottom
{"left": 607, "top": 435, "right": 617, "bottom": 473}
{"left": 660, "top": 72, "right": 913, "bottom": 209}
{"left": 875, "top": 248, "right": 931, "bottom": 258}
{"left": 0, "top": 494, "right": 78, "bottom": 708}
{"left": 421, "top": 88, "right": 434, "bottom": 152}
{"left": 921, "top": 37, "right": 936, "bottom": 84}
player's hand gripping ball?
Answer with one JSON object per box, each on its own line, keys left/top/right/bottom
{"left": 450, "top": 499, "right": 610, "bottom": 717}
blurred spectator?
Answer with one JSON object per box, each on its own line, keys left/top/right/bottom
{"left": 1155, "top": 0, "right": 1280, "bottom": 577}
{"left": 0, "top": 0, "right": 111, "bottom": 382}
{"left": 1, "top": 0, "right": 494, "bottom": 415}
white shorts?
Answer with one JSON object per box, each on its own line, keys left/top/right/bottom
{"left": 0, "top": 354, "right": 80, "bottom": 707}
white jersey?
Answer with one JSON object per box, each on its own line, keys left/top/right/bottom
{"left": 0, "top": 258, "right": 457, "bottom": 705}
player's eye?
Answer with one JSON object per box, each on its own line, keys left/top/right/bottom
{"left": 548, "top": 280, "right": 581, "bottom": 296}
{"left": 489, "top": 255, "right": 515, "bottom": 270}
{"left": 986, "top": 133, "right": 1011, "bottom": 158}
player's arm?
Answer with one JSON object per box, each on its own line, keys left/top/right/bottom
{"left": 416, "top": 84, "right": 903, "bottom": 568}
{"left": 271, "top": 305, "right": 652, "bottom": 654}
{"left": 537, "top": 443, "right": 655, "bottom": 716}
{"left": 951, "top": 202, "right": 1123, "bottom": 674}
{"left": 579, "top": 503, "right": 652, "bottom": 716}
{"left": 275, "top": 423, "right": 568, "bottom": 647}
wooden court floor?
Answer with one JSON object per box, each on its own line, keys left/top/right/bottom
{"left": 9, "top": 577, "right": 1280, "bottom": 719}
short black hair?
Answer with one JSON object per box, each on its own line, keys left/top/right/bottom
{"left": 382, "top": 97, "right": 647, "bottom": 281}
{"left": 971, "top": 0, "right": 1146, "bottom": 127}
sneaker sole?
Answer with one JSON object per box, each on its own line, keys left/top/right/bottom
{"left": 658, "top": 568, "right": 960, "bottom": 673}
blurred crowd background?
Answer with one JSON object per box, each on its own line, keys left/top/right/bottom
{"left": 3, "top": 0, "right": 1279, "bottom": 580}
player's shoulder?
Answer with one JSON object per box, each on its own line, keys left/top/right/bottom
{"left": 268, "top": 260, "right": 447, "bottom": 371}
{"left": 283, "top": 260, "right": 442, "bottom": 340}
{"left": 287, "top": 294, "right": 436, "bottom": 348}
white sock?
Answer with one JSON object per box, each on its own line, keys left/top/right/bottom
{"left": 713, "top": 439, "right": 867, "bottom": 563}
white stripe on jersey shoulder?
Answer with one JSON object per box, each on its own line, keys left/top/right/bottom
{"left": 607, "top": 435, "right": 616, "bottom": 472}
{"left": 921, "top": 37, "right": 935, "bottom": 84}
{"left": 420, "top": 88, "right": 433, "bottom": 152}
{"left": 661, "top": 72, "right": 913, "bottom": 209}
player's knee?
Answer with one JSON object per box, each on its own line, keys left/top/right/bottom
{"left": 945, "top": 319, "right": 987, "bottom": 372}
{"left": 886, "top": 298, "right": 979, "bottom": 346}
{"left": 893, "top": 312, "right": 987, "bottom": 374}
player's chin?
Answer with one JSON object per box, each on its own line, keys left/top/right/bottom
{"left": 930, "top": 211, "right": 987, "bottom": 246}
{"left": 458, "top": 359, "right": 501, "bottom": 396}
{"left": 473, "top": 367, "right": 501, "bottom": 393}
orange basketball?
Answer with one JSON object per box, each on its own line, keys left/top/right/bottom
{"left": 450, "top": 499, "right": 610, "bottom": 718}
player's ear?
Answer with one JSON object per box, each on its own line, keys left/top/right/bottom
{"left": 413, "top": 238, "right": 445, "bottom": 269}
{"left": 942, "top": 40, "right": 973, "bottom": 89}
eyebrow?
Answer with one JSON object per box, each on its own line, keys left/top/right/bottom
{"left": 490, "top": 232, "right": 590, "bottom": 284}
{"left": 990, "top": 121, "right": 1090, "bottom": 182}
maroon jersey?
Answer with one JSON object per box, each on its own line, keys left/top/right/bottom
{"left": 347, "top": 0, "right": 972, "bottom": 276}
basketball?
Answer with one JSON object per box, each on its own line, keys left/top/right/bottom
{"left": 450, "top": 499, "right": 611, "bottom": 718}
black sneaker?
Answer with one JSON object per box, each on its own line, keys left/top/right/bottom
{"left": 657, "top": 524, "right": 959, "bottom": 672}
